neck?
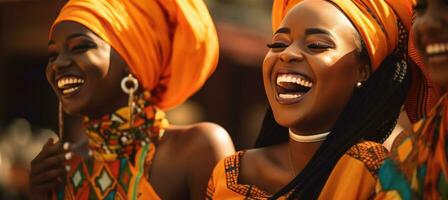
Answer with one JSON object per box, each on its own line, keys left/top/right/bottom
{"left": 62, "top": 113, "right": 86, "bottom": 142}
{"left": 286, "top": 129, "right": 328, "bottom": 176}
{"left": 287, "top": 138, "right": 323, "bottom": 176}
{"left": 82, "top": 91, "right": 168, "bottom": 161}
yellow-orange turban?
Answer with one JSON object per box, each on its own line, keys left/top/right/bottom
{"left": 273, "top": 0, "right": 414, "bottom": 71}
{"left": 51, "top": 0, "right": 219, "bottom": 110}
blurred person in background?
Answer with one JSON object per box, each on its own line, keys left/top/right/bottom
{"left": 376, "top": 0, "right": 448, "bottom": 199}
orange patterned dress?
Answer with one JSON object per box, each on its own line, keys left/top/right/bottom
{"left": 207, "top": 141, "right": 387, "bottom": 200}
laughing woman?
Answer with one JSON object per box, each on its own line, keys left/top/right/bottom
{"left": 206, "top": 0, "right": 418, "bottom": 199}
{"left": 28, "top": 0, "right": 235, "bottom": 199}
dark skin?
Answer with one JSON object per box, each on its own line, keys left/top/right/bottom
{"left": 240, "top": 0, "right": 370, "bottom": 193}
{"left": 29, "top": 113, "right": 86, "bottom": 199}
{"left": 413, "top": 0, "right": 448, "bottom": 91}
{"left": 29, "top": 21, "right": 235, "bottom": 200}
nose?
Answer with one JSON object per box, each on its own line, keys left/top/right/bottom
{"left": 51, "top": 53, "right": 72, "bottom": 71}
{"left": 278, "top": 46, "right": 304, "bottom": 63}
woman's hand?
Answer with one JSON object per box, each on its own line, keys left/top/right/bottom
{"left": 29, "top": 138, "right": 72, "bottom": 200}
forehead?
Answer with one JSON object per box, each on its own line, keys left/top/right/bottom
{"left": 279, "top": 0, "right": 357, "bottom": 35}
{"left": 50, "top": 21, "right": 96, "bottom": 43}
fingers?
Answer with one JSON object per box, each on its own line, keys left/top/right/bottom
{"left": 30, "top": 152, "right": 71, "bottom": 175}
{"left": 30, "top": 179, "right": 63, "bottom": 194}
{"left": 29, "top": 138, "right": 73, "bottom": 195}
{"left": 30, "top": 167, "right": 66, "bottom": 186}
{"left": 33, "top": 140, "right": 66, "bottom": 162}
{"left": 31, "top": 140, "right": 71, "bottom": 168}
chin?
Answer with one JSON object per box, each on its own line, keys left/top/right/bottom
{"left": 60, "top": 96, "right": 90, "bottom": 116}
{"left": 62, "top": 104, "right": 84, "bottom": 116}
{"left": 271, "top": 107, "right": 302, "bottom": 129}
{"left": 429, "top": 72, "right": 448, "bottom": 89}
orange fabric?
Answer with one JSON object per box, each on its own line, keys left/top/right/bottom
{"left": 207, "top": 141, "right": 387, "bottom": 199}
{"left": 272, "top": 0, "right": 411, "bottom": 72}
{"left": 51, "top": 0, "right": 219, "bottom": 110}
{"left": 318, "top": 154, "right": 377, "bottom": 200}
{"left": 404, "top": 10, "right": 441, "bottom": 122}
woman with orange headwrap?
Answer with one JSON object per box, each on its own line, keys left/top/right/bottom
{"left": 28, "top": 0, "right": 235, "bottom": 199}
{"left": 375, "top": 0, "right": 448, "bottom": 198}
{"left": 206, "top": 0, "right": 419, "bottom": 199}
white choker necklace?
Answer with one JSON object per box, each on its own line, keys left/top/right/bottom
{"left": 289, "top": 129, "right": 330, "bottom": 143}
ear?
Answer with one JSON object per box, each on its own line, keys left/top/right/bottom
{"left": 123, "top": 67, "right": 130, "bottom": 75}
{"left": 357, "top": 64, "right": 370, "bottom": 82}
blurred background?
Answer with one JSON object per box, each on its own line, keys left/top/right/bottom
{"left": 0, "top": 0, "right": 272, "bottom": 199}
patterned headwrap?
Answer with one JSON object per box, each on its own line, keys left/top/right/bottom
{"left": 50, "top": 0, "right": 219, "bottom": 110}
{"left": 272, "top": 0, "right": 439, "bottom": 122}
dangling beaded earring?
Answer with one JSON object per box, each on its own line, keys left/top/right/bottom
{"left": 120, "top": 74, "right": 139, "bottom": 127}
{"left": 356, "top": 81, "right": 363, "bottom": 88}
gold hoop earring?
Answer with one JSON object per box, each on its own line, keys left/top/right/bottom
{"left": 121, "top": 74, "right": 139, "bottom": 126}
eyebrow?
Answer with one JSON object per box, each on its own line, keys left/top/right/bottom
{"left": 305, "top": 28, "right": 333, "bottom": 37}
{"left": 48, "top": 33, "right": 89, "bottom": 45}
{"left": 275, "top": 27, "right": 291, "bottom": 34}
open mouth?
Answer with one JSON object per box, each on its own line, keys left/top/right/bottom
{"left": 275, "top": 72, "right": 313, "bottom": 104}
{"left": 426, "top": 42, "right": 448, "bottom": 58}
{"left": 56, "top": 76, "right": 85, "bottom": 96}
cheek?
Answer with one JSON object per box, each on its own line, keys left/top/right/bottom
{"left": 78, "top": 50, "right": 111, "bottom": 79}
{"left": 310, "top": 53, "right": 360, "bottom": 108}
{"left": 262, "top": 53, "right": 275, "bottom": 76}
{"left": 262, "top": 53, "right": 276, "bottom": 92}
{"left": 412, "top": 21, "right": 425, "bottom": 54}
{"left": 311, "top": 51, "right": 360, "bottom": 84}
{"left": 45, "top": 65, "right": 57, "bottom": 89}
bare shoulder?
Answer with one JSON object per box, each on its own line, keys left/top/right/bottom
{"left": 163, "top": 123, "right": 235, "bottom": 199}
{"left": 166, "top": 122, "right": 235, "bottom": 158}
{"left": 149, "top": 123, "right": 234, "bottom": 199}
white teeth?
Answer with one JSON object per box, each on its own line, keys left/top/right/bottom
{"left": 62, "top": 86, "right": 80, "bottom": 94}
{"left": 276, "top": 74, "right": 313, "bottom": 88}
{"left": 279, "top": 93, "right": 302, "bottom": 99}
{"left": 426, "top": 42, "right": 448, "bottom": 55}
{"left": 57, "top": 77, "right": 85, "bottom": 89}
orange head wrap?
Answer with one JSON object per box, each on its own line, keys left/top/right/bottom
{"left": 272, "top": 0, "right": 439, "bottom": 122}
{"left": 51, "top": 0, "right": 219, "bottom": 110}
{"left": 273, "top": 0, "right": 414, "bottom": 71}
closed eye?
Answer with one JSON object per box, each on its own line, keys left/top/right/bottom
{"left": 307, "top": 42, "right": 334, "bottom": 50}
{"left": 413, "top": 1, "right": 427, "bottom": 15}
{"left": 267, "top": 42, "right": 289, "bottom": 49}
{"left": 48, "top": 52, "right": 58, "bottom": 62}
{"left": 70, "top": 43, "right": 97, "bottom": 54}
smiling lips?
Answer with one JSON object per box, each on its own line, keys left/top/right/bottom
{"left": 426, "top": 42, "right": 448, "bottom": 56}
{"left": 57, "top": 76, "right": 85, "bottom": 95}
{"left": 425, "top": 42, "right": 448, "bottom": 64}
{"left": 275, "top": 73, "right": 313, "bottom": 104}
